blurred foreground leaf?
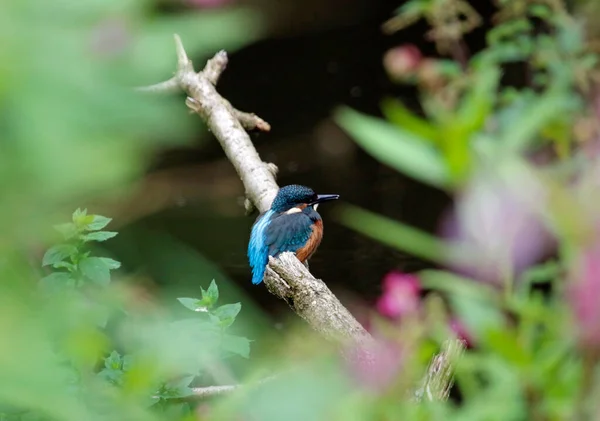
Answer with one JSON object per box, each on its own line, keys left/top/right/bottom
{"left": 214, "top": 361, "right": 350, "bottom": 421}
{"left": 0, "top": 0, "right": 262, "bottom": 240}
{"left": 335, "top": 107, "right": 450, "bottom": 189}
{"left": 335, "top": 203, "right": 450, "bottom": 264}
{"left": 381, "top": 97, "right": 438, "bottom": 143}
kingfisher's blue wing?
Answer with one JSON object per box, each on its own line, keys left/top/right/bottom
{"left": 248, "top": 210, "right": 275, "bottom": 285}
{"left": 264, "top": 212, "right": 313, "bottom": 258}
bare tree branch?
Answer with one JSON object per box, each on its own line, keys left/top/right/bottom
{"left": 204, "top": 50, "right": 228, "bottom": 85}
{"left": 266, "top": 253, "right": 373, "bottom": 344}
{"left": 414, "top": 339, "right": 466, "bottom": 402}
{"left": 136, "top": 77, "right": 180, "bottom": 94}
{"left": 192, "top": 384, "right": 238, "bottom": 398}
{"left": 139, "top": 34, "right": 369, "bottom": 347}
{"left": 139, "top": 34, "right": 461, "bottom": 401}
{"left": 191, "top": 375, "right": 278, "bottom": 399}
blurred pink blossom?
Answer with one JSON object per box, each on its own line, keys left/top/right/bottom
{"left": 345, "top": 338, "right": 404, "bottom": 393}
{"left": 196, "top": 403, "right": 211, "bottom": 419}
{"left": 383, "top": 44, "right": 422, "bottom": 79}
{"left": 441, "top": 166, "right": 552, "bottom": 284}
{"left": 376, "top": 271, "right": 421, "bottom": 320}
{"left": 449, "top": 318, "right": 473, "bottom": 348}
{"left": 568, "top": 241, "right": 600, "bottom": 351}
{"left": 89, "top": 18, "right": 130, "bottom": 58}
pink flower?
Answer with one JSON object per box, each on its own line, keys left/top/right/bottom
{"left": 376, "top": 271, "right": 421, "bottom": 320}
{"left": 568, "top": 242, "right": 600, "bottom": 351}
{"left": 89, "top": 19, "right": 130, "bottom": 58}
{"left": 449, "top": 318, "right": 473, "bottom": 348}
{"left": 196, "top": 403, "right": 211, "bottom": 419}
{"left": 383, "top": 44, "right": 423, "bottom": 80}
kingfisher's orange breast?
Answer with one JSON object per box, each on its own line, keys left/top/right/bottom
{"left": 296, "top": 219, "right": 323, "bottom": 262}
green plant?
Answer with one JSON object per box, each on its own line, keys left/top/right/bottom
{"left": 330, "top": 1, "right": 600, "bottom": 419}
{"left": 0, "top": 210, "right": 250, "bottom": 421}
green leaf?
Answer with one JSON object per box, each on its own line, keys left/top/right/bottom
{"left": 104, "top": 351, "right": 122, "bottom": 370}
{"left": 99, "top": 257, "right": 121, "bottom": 270}
{"left": 97, "top": 368, "right": 123, "bottom": 385}
{"left": 200, "top": 280, "right": 219, "bottom": 308}
{"left": 52, "top": 261, "right": 76, "bottom": 271}
{"left": 380, "top": 97, "right": 438, "bottom": 143}
{"left": 528, "top": 4, "right": 552, "bottom": 20}
{"left": 557, "top": 20, "right": 584, "bottom": 54}
{"left": 208, "top": 313, "right": 221, "bottom": 325}
{"left": 72, "top": 208, "right": 87, "bottom": 220}
{"left": 435, "top": 59, "right": 463, "bottom": 77}
{"left": 171, "top": 387, "right": 194, "bottom": 399}
{"left": 54, "top": 223, "right": 78, "bottom": 240}
{"left": 212, "top": 303, "right": 241, "bottom": 328}
{"left": 487, "top": 19, "right": 532, "bottom": 45}
{"left": 442, "top": 65, "right": 500, "bottom": 179}
{"left": 79, "top": 257, "right": 111, "bottom": 286}
{"left": 335, "top": 107, "right": 449, "bottom": 188}
{"left": 86, "top": 215, "right": 112, "bottom": 231}
{"left": 398, "top": 0, "right": 430, "bottom": 15}
{"left": 42, "top": 244, "right": 77, "bottom": 267}
{"left": 40, "top": 272, "right": 75, "bottom": 292}
{"left": 519, "top": 260, "right": 561, "bottom": 285}
{"left": 516, "top": 260, "right": 561, "bottom": 297}
{"left": 80, "top": 231, "right": 118, "bottom": 242}
{"left": 177, "top": 297, "right": 208, "bottom": 312}
{"left": 484, "top": 328, "right": 530, "bottom": 366}
{"left": 445, "top": 287, "right": 505, "bottom": 342}
{"left": 456, "top": 65, "right": 500, "bottom": 135}
{"left": 335, "top": 204, "right": 451, "bottom": 264}
{"left": 166, "top": 375, "right": 195, "bottom": 390}
{"left": 221, "top": 334, "right": 251, "bottom": 359}
{"left": 73, "top": 208, "right": 95, "bottom": 228}
{"left": 122, "top": 355, "right": 135, "bottom": 372}
{"left": 158, "top": 376, "right": 196, "bottom": 400}
{"left": 501, "top": 92, "right": 574, "bottom": 152}
{"left": 419, "top": 270, "right": 498, "bottom": 302}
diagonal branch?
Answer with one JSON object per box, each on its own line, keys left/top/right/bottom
{"left": 192, "top": 384, "right": 237, "bottom": 398}
{"left": 139, "top": 34, "right": 461, "bottom": 401}
{"left": 138, "top": 34, "right": 369, "bottom": 347}
{"left": 266, "top": 253, "right": 373, "bottom": 344}
{"left": 414, "top": 339, "right": 466, "bottom": 401}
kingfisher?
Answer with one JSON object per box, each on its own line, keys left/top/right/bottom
{"left": 247, "top": 185, "right": 339, "bottom": 285}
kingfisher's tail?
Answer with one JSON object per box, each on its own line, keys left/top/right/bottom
{"left": 249, "top": 245, "right": 268, "bottom": 285}
{"left": 248, "top": 210, "right": 274, "bottom": 285}
{"left": 251, "top": 263, "right": 267, "bottom": 285}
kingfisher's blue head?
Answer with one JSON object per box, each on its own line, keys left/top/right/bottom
{"left": 270, "top": 185, "right": 339, "bottom": 214}
{"left": 248, "top": 184, "right": 339, "bottom": 285}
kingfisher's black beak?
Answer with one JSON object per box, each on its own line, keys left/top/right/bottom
{"left": 309, "top": 194, "right": 340, "bottom": 206}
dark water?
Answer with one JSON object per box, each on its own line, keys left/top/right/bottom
{"left": 107, "top": 0, "right": 494, "bottom": 320}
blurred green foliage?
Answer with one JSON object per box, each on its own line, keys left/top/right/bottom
{"left": 0, "top": 0, "right": 261, "bottom": 240}
{"left": 5, "top": 0, "right": 600, "bottom": 420}
{"left": 0, "top": 1, "right": 262, "bottom": 420}
{"left": 333, "top": 0, "right": 600, "bottom": 419}
{"left": 2, "top": 209, "right": 250, "bottom": 421}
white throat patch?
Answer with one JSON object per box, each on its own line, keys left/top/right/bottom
{"left": 285, "top": 207, "right": 302, "bottom": 214}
